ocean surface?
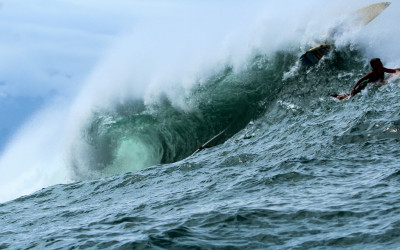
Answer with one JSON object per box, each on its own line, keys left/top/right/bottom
{"left": 2, "top": 46, "right": 400, "bottom": 249}
{"left": 1, "top": 2, "right": 400, "bottom": 249}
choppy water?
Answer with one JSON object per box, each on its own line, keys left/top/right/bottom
{"left": 1, "top": 44, "right": 400, "bottom": 249}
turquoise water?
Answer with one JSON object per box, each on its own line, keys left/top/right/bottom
{"left": 1, "top": 46, "right": 400, "bottom": 248}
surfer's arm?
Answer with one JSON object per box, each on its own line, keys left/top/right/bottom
{"left": 351, "top": 73, "right": 371, "bottom": 96}
{"left": 383, "top": 67, "right": 400, "bottom": 74}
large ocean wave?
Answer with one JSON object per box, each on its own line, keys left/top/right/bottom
{"left": 70, "top": 44, "right": 376, "bottom": 180}
{"left": 1, "top": 0, "right": 399, "bottom": 203}
{"left": 2, "top": 1, "right": 400, "bottom": 248}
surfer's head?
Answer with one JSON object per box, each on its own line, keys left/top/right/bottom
{"left": 370, "top": 58, "right": 383, "bottom": 70}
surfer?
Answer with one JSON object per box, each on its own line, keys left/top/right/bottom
{"left": 351, "top": 58, "right": 400, "bottom": 96}
{"left": 330, "top": 58, "right": 400, "bottom": 100}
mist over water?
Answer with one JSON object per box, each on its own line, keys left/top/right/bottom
{"left": 0, "top": 0, "right": 399, "bottom": 202}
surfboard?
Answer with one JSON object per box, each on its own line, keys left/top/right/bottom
{"left": 298, "top": 45, "right": 331, "bottom": 66}
{"left": 354, "top": 2, "right": 391, "bottom": 26}
{"left": 378, "top": 71, "right": 400, "bottom": 86}
{"left": 329, "top": 93, "right": 351, "bottom": 101}
{"left": 387, "top": 71, "right": 400, "bottom": 80}
{"left": 190, "top": 128, "right": 227, "bottom": 156}
{"left": 299, "top": 2, "right": 391, "bottom": 66}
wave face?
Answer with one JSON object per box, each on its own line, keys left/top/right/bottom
{"left": 70, "top": 51, "right": 298, "bottom": 179}
{"left": 2, "top": 1, "right": 400, "bottom": 248}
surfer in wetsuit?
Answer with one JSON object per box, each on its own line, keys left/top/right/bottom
{"left": 330, "top": 58, "right": 400, "bottom": 100}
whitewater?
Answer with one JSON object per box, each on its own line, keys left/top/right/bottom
{"left": 1, "top": 0, "right": 400, "bottom": 248}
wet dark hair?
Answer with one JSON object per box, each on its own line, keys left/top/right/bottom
{"left": 370, "top": 58, "right": 381, "bottom": 68}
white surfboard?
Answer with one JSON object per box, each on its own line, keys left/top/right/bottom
{"left": 354, "top": 2, "right": 391, "bottom": 26}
